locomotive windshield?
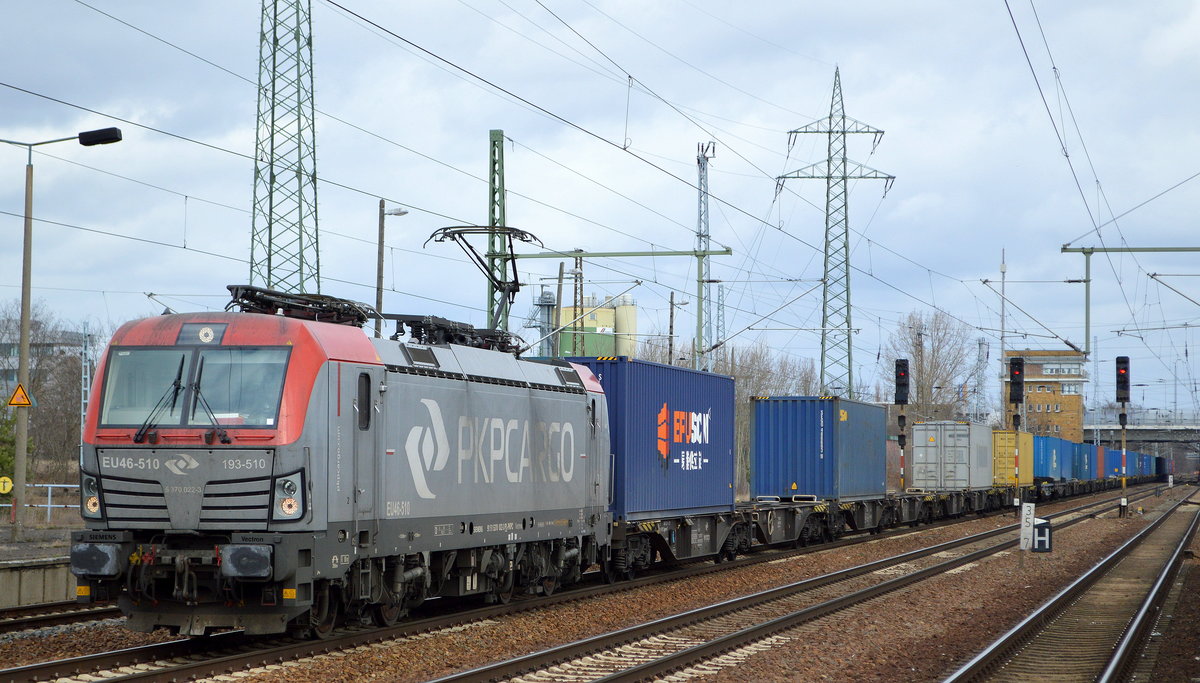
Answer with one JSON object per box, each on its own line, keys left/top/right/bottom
{"left": 99, "top": 346, "right": 290, "bottom": 428}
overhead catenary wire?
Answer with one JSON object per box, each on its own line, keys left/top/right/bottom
{"left": 61, "top": 0, "right": 994, "bottom": 353}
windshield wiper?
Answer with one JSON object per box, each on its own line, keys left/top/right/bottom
{"left": 189, "top": 357, "right": 232, "bottom": 445}
{"left": 133, "top": 356, "right": 185, "bottom": 444}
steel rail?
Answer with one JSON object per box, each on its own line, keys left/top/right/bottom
{"left": 433, "top": 489, "right": 1153, "bottom": 683}
{"left": 1097, "top": 497, "right": 1200, "bottom": 682}
{"left": 944, "top": 495, "right": 1194, "bottom": 682}
{"left": 0, "top": 485, "right": 1155, "bottom": 682}
{"left": 0, "top": 602, "right": 120, "bottom": 634}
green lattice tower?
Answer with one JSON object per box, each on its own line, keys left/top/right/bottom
{"left": 250, "top": 0, "right": 320, "bottom": 294}
{"left": 486, "top": 129, "right": 507, "bottom": 330}
{"left": 777, "top": 68, "right": 894, "bottom": 398}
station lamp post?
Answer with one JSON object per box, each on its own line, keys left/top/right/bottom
{"left": 0, "top": 127, "right": 122, "bottom": 541}
{"left": 376, "top": 200, "right": 408, "bottom": 338}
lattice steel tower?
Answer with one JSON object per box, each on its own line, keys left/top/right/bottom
{"left": 487, "top": 129, "right": 508, "bottom": 330}
{"left": 777, "top": 68, "right": 893, "bottom": 398}
{"left": 695, "top": 141, "right": 716, "bottom": 371}
{"left": 250, "top": 0, "right": 320, "bottom": 293}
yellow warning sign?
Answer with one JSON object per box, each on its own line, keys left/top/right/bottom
{"left": 5, "top": 384, "right": 32, "bottom": 407}
{"left": 0, "top": 477, "right": 10, "bottom": 494}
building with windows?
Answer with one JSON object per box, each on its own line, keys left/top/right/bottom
{"left": 1002, "top": 349, "right": 1086, "bottom": 442}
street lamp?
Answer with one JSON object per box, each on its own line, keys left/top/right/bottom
{"left": 376, "top": 200, "right": 408, "bottom": 338}
{"left": 0, "top": 127, "right": 121, "bottom": 541}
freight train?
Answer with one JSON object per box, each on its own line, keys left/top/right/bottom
{"left": 69, "top": 286, "right": 1167, "bottom": 637}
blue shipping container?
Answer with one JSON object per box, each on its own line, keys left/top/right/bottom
{"left": 1033, "top": 436, "right": 1054, "bottom": 480}
{"left": 1104, "top": 447, "right": 1135, "bottom": 477}
{"left": 1058, "top": 438, "right": 1074, "bottom": 480}
{"left": 1072, "top": 443, "right": 1091, "bottom": 482}
{"left": 750, "top": 396, "right": 886, "bottom": 501}
{"left": 566, "top": 357, "right": 735, "bottom": 521}
{"left": 1033, "top": 436, "right": 1073, "bottom": 481}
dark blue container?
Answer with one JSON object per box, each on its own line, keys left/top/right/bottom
{"left": 566, "top": 357, "right": 735, "bottom": 521}
{"left": 1033, "top": 436, "right": 1073, "bottom": 481}
{"left": 750, "top": 396, "right": 886, "bottom": 501}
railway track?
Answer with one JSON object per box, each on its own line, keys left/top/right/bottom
{"left": 946, "top": 491, "right": 1200, "bottom": 682}
{"left": 0, "top": 600, "right": 120, "bottom": 635}
{"left": 428, "top": 489, "right": 1166, "bottom": 683}
{"left": 0, "top": 486, "right": 1161, "bottom": 682}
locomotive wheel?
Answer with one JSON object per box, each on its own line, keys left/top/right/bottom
{"left": 540, "top": 575, "right": 558, "bottom": 596}
{"left": 306, "top": 581, "right": 340, "bottom": 639}
{"left": 372, "top": 599, "right": 403, "bottom": 627}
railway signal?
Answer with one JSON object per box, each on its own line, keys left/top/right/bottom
{"left": 894, "top": 359, "right": 909, "bottom": 405}
{"left": 1115, "top": 356, "right": 1130, "bottom": 404}
{"left": 1008, "top": 358, "right": 1025, "bottom": 403}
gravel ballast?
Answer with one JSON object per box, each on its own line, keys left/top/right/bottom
{"left": 231, "top": 486, "right": 1196, "bottom": 682}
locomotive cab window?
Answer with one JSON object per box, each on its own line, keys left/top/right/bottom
{"left": 98, "top": 346, "right": 290, "bottom": 428}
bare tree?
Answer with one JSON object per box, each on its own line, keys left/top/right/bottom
{"left": 0, "top": 300, "right": 99, "bottom": 484}
{"left": 884, "top": 310, "right": 980, "bottom": 422}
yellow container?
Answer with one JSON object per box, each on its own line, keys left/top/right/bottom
{"left": 992, "top": 430, "right": 1033, "bottom": 486}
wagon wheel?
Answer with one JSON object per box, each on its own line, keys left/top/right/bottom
{"left": 797, "top": 524, "right": 814, "bottom": 547}
{"left": 372, "top": 597, "right": 403, "bottom": 627}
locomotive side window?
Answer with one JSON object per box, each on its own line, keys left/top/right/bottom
{"left": 357, "top": 373, "right": 371, "bottom": 430}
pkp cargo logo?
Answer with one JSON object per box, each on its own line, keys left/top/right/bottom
{"left": 165, "top": 452, "right": 199, "bottom": 476}
{"left": 655, "top": 402, "right": 711, "bottom": 471}
{"left": 405, "top": 399, "right": 450, "bottom": 499}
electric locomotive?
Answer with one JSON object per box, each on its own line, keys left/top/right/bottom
{"left": 70, "top": 286, "right": 611, "bottom": 636}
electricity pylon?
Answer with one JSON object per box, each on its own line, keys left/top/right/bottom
{"left": 250, "top": 0, "right": 320, "bottom": 293}
{"left": 777, "top": 68, "right": 894, "bottom": 398}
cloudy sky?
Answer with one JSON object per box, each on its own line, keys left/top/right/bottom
{"left": 2, "top": 0, "right": 1198, "bottom": 416}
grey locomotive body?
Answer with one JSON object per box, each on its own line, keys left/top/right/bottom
{"left": 71, "top": 290, "right": 610, "bottom": 636}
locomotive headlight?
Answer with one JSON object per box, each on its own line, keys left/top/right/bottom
{"left": 80, "top": 475, "right": 103, "bottom": 518}
{"left": 278, "top": 478, "right": 297, "bottom": 497}
{"left": 271, "top": 471, "right": 305, "bottom": 521}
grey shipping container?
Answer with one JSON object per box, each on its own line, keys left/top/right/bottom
{"left": 911, "top": 421, "right": 993, "bottom": 491}
{"left": 750, "top": 396, "right": 886, "bottom": 501}
{"left": 566, "top": 357, "right": 736, "bottom": 521}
